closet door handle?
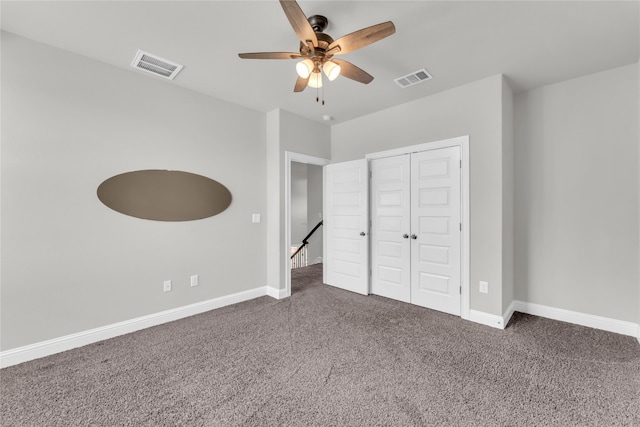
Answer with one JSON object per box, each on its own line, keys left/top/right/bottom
{"left": 402, "top": 234, "right": 409, "bottom": 239}
{"left": 410, "top": 234, "right": 417, "bottom": 240}
{"left": 360, "top": 231, "right": 366, "bottom": 237}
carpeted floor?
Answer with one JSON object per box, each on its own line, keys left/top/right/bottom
{"left": 2, "top": 263, "right": 639, "bottom": 426}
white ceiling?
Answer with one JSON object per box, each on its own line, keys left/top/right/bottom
{"left": 2, "top": 1, "right": 638, "bottom": 124}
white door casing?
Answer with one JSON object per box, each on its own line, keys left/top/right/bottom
{"left": 410, "top": 147, "right": 461, "bottom": 315}
{"left": 323, "top": 159, "right": 369, "bottom": 295}
{"left": 370, "top": 155, "right": 411, "bottom": 303}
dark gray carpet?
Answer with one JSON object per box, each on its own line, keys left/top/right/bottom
{"left": 2, "top": 263, "right": 639, "bottom": 426}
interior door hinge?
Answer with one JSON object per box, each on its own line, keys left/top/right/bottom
{"left": 459, "top": 223, "right": 462, "bottom": 231}
{"left": 460, "top": 160, "right": 462, "bottom": 168}
{"left": 459, "top": 286, "right": 462, "bottom": 294}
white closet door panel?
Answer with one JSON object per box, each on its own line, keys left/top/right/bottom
{"left": 324, "top": 159, "right": 369, "bottom": 295}
{"left": 410, "top": 147, "right": 461, "bottom": 315}
{"left": 371, "top": 156, "right": 411, "bottom": 302}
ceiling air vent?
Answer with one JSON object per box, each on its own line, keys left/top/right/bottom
{"left": 131, "top": 50, "right": 184, "bottom": 80}
{"left": 394, "top": 68, "right": 432, "bottom": 88}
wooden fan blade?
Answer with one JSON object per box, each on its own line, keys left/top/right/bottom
{"left": 280, "top": 0, "right": 318, "bottom": 47}
{"left": 294, "top": 76, "right": 309, "bottom": 92}
{"left": 332, "top": 59, "right": 374, "bottom": 84}
{"left": 238, "top": 52, "right": 301, "bottom": 60}
{"left": 328, "top": 21, "right": 396, "bottom": 55}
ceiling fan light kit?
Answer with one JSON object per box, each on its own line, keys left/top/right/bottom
{"left": 238, "top": 0, "right": 395, "bottom": 102}
{"left": 296, "top": 59, "right": 314, "bottom": 78}
{"left": 322, "top": 60, "right": 341, "bottom": 81}
{"left": 308, "top": 72, "right": 323, "bottom": 88}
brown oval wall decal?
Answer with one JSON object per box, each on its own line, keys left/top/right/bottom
{"left": 97, "top": 170, "right": 232, "bottom": 221}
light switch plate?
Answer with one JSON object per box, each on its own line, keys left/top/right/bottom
{"left": 479, "top": 281, "right": 488, "bottom": 294}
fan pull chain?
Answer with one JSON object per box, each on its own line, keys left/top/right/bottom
{"left": 313, "top": 81, "right": 325, "bottom": 105}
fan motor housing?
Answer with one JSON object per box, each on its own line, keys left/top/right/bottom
{"left": 300, "top": 15, "right": 334, "bottom": 60}
{"left": 308, "top": 15, "right": 328, "bottom": 32}
{"left": 300, "top": 31, "right": 334, "bottom": 52}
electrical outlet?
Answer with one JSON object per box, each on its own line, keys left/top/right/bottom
{"left": 190, "top": 275, "right": 199, "bottom": 287}
{"left": 479, "top": 281, "right": 488, "bottom": 294}
{"left": 252, "top": 214, "right": 261, "bottom": 223}
{"left": 163, "top": 280, "right": 172, "bottom": 292}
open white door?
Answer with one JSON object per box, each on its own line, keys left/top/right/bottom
{"left": 323, "top": 159, "right": 369, "bottom": 295}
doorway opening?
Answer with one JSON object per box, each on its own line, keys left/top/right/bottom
{"left": 290, "top": 161, "right": 324, "bottom": 269}
{"left": 285, "top": 152, "right": 330, "bottom": 297}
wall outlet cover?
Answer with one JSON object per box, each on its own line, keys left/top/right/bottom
{"left": 163, "top": 280, "right": 172, "bottom": 292}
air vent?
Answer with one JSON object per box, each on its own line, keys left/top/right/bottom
{"left": 394, "top": 68, "right": 432, "bottom": 88}
{"left": 131, "top": 50, "right": 184, "bottom": 80}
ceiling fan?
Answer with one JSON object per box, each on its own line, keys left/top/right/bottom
{"left": 238, "top": 0, "right": 395, "bottom": 98}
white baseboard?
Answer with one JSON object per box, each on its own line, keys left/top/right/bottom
{"left": 0, "top": 286, "right": 269, "bottom": 369}
{"left": 502, "top": 300, "right": 516, "bottom": 328}
{"left": 266, "top": 286, "right": 288, "bottom": 300}
{"left": 5, "top": 293, "right": 636, "bottom": 369}
{"left": 467, "top": 301, "right": 639, "bottom": 340}
{"left": 468, "top": 309, "right": 505, "bottom": 329}
{"left": 512, "top": 300, "right": 639, "bottom": 339}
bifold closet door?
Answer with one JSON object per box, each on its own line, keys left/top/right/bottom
{"left": 370, "top": 155, "right": 411, "bottom": 303}
{"left": 371, "top": 146, "right": 462, "bottom": 315}
{"left": 410, "top": 147, "right": 461, "bottom": 316}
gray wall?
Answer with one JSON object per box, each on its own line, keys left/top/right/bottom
{"left": 1, "top": 33, "right": 267, "bottom": 350}
{"left": 514, "top": 63, "right": 639, "bottom": 323}
{"left": 306, "top": 164, "right": 323, "bottom": 263}
{"left": 502, "top": 77, "right": 515, "bottom": 315}
{"left": 332, "top": 75, "right": 509, "bottom": 316}
{"left": 3, "top": 31, "right": 637, "bottom": 354}
{"left": 290, "top": 162, "right": 308, "bottom": 246}
{"left": 266, "top": 109, "right": 330, "bottom": 291}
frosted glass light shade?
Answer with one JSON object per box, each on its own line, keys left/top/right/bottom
{"left": 308, "top": 72, "right": 323, "bottom": 88}
{"left": 296, "top": 59, "right": 314, "bottom": 78}
{"left": 322, "top": 61, "right": 341, "bottom": 81}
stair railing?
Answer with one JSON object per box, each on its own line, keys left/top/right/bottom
{"left": 290, "top": 220, "right": 323, "bottom": 268}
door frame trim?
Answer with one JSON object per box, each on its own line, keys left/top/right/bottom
{"left": 284, "top": 151, "right": 330, "bottom": 298}
{"left": 365, "top": 135, "right": 470, "bottom": 320}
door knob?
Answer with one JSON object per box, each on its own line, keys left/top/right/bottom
{"left": 402, "top": 234, "right": 409, "bottom": 239}
{"left": 410, "top": 234, "right": 417, "bottom": 239}
{"left": 360, "top": 231, "right": 366, "bottom": 236}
